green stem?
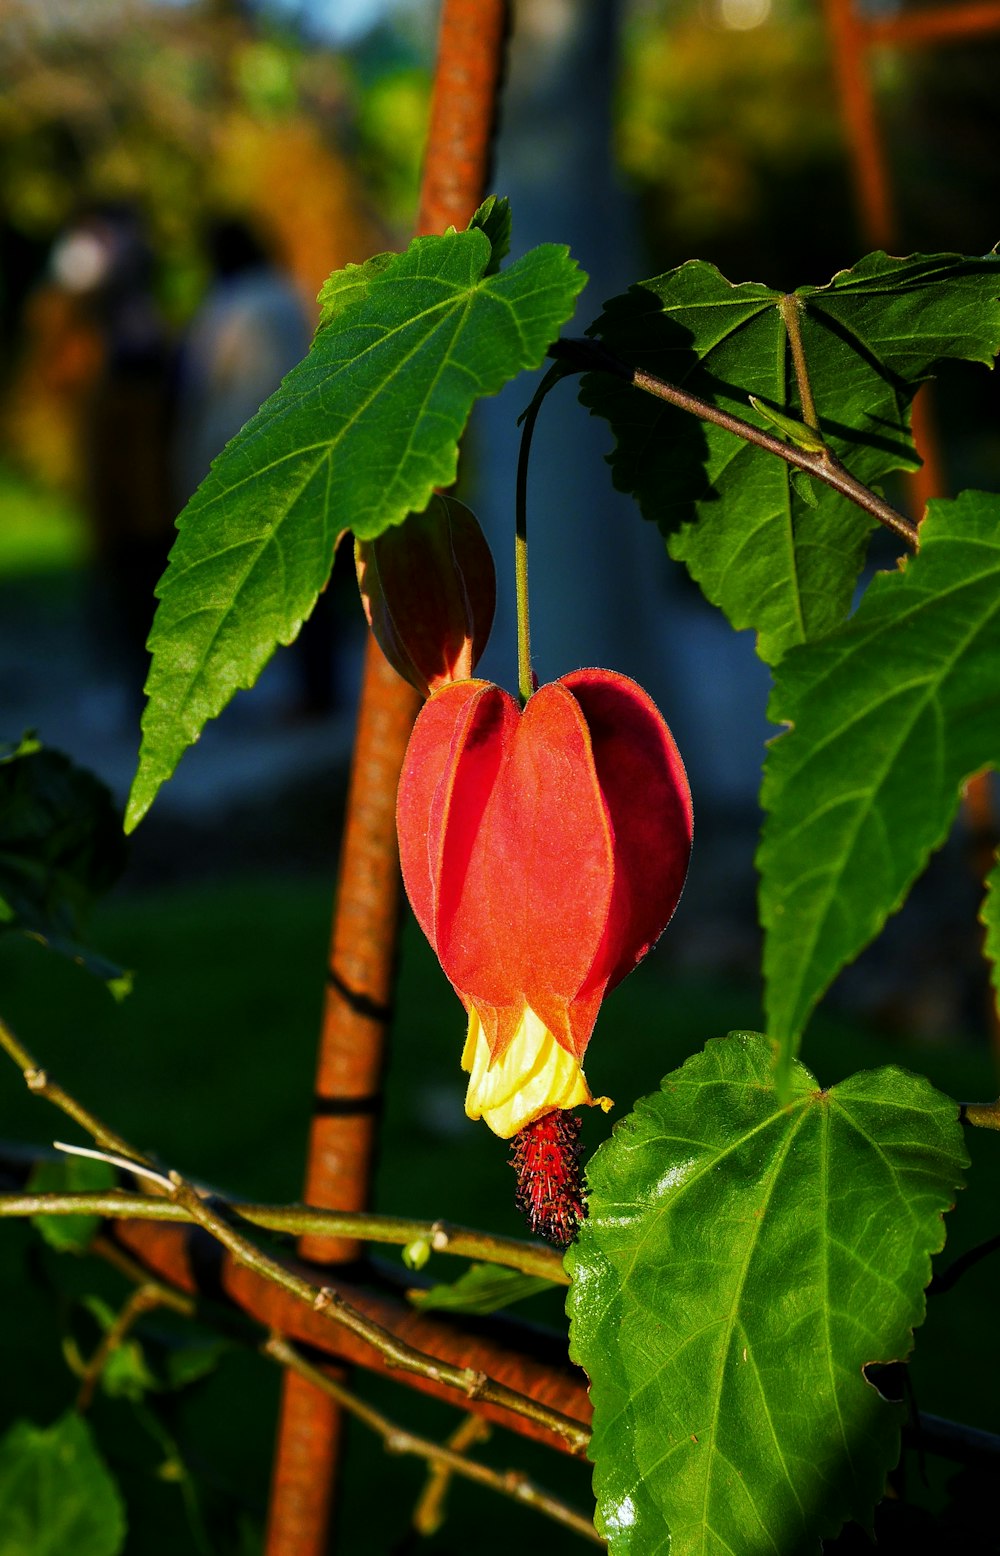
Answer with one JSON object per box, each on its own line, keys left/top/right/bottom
{"left": 513, "top": 362, "right": 569, "bottom": 704}
{"left": 779, "top": 294, "right": 820, "bottom": 434}
{"left": 0, "top": 1190, "right": 568, "bottom": 1284}
{"left": 514, "top": 525, "right": 532, "bottom": 707}
{"left": 76, "top": 1283, "right": 167, "bottom": 1412}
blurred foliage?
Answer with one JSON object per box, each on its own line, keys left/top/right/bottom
{"left": 617, "top": 0, "right": 848, "bottom": 281}
{"left": 0, "top": 0, "right": 431, "bottom": 491}
{"left": 617, "top": 0, "right": 1000, "bottom": 288}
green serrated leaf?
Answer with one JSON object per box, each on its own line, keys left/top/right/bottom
{"left": 408, "top": 1262, "right": 554, "bottom": 1315}
{"left": 29, "top": 1156, "right": 117, "bottom": 1253}
{"left": 582, "top": 252, "right": 1000, "bottom": 663}
{"left": 0, "top": 1411, "right": 126, "bottom": 1556}
{"left": 316, "top": 249, "right": 396, "bottom": 330}
{"left": 128, "top": 221, "right": 585, "bottom": 829}
{"left": 566, "top": 1034, "right": 966, "bottom": 1556}
{"left": 469, "top": 194, "right": 512, "bottom": 275}
{"left": 0, "top": 739, "right": 128, "bottom": 989}
{"left": 759, "top": 489, "right": 1000, "bottom": 1078}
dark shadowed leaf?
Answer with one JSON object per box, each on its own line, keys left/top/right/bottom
{"left": 582, "top": 252, "right": 1000, "bottom": 663}
{"left": 408, "top": 1262, "right": 554, "bottom": 1315}
{"left": 28, "top": 1155, "right": 117, "bottom": 1254}
{"left": 0, "top": 737, "right": 129, "bottom": 992}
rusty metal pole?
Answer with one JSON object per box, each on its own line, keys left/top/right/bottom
{"left": 822, "top": 0, "right": 949, "bottom": 513}
{"left": 263, "top": 5, "right": 511, "bottom": 1554}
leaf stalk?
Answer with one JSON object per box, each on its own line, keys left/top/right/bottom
{"left": 549, "top": 337, "right": 920, "bottom": 550}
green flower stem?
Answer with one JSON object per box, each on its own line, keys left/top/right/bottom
{"left": 549, "top": 337, "right": 919, "bottom": 550}
{"left": 0, "top": 1190, "right": 568, "bottom": 1284}
{"left": 514, "top": 395, "right": 538, "bottom": 706}
{"left": 0, "top": 1012, "right": 586, "bottom": 1452}
{"left": 263, "top": 1334, "right": 604, "bottom": 1546}
{"left": 514, "top": 362, "right": 569, "bottom": 704}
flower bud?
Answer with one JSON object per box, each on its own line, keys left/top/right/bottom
{"left": 355, "top": 494, "right": 496, "bottom": 698}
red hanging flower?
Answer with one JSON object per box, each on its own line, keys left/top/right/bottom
{"left": 396, "top": 668, "right": 693, "bottom": 1139}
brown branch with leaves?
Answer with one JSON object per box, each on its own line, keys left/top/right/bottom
{"left": 0, "top": 1011, "right": 590, "bottom": 1459}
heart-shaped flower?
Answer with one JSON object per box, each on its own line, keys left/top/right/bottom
{"left": 397, "top": 668, "right": 693, "bottom": 1137}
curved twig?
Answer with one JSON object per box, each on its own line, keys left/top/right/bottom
{"left": 0, "top": 1013, "right": 586, "bottom": 1454}
{"left": 264, "top": 1335, "right": 604, "bottom": 1546}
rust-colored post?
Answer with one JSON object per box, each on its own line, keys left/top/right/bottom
{"left": 263, "top": 5, "right": 511, "bottom": 1554}
{"left": 822, "top": 0, "right": 896, "bottom": 251}
{"left": 821, "top": 0, "right": 945, "bottom": 513}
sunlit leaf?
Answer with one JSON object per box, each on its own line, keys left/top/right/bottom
{"left": 128, "top": 215, "right": 584, "bottom": 828}
{"left": 759, "top": 490, "right": 1000, "bottom": 1080}
{"left": 567, "top": 1034, "right": 965, "bottom": 1556}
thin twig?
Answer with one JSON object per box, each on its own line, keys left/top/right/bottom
{"left": 413, "top": 1413, "right": 492, "bottom": 1536}
{"left": 0, "top": 1190, "right": 568, "bottom": 1283}
{"left": 548, "top": 337, "right": 920, "bottom": 549}
{"left": 75, "top": 1283, "right": 165, "bottom": 1412}
{"left": 53, "top": 1141, "right": 174, "bottom": 1192}
{"left": 263, "top": 1335, "right": 605, "bottom": 1546}
{"left": 0, "top": 1015, "right": 154, "bottom": 1169}
{"left": 0, "top": 1017, "right": 588, "bottom": 1454}
{"left": 91, "top": 1229, "right": 198, "bottom": 1306}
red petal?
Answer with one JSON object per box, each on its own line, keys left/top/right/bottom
{"left": 397, "top": 680, "right": 515, "bottom": 958}
{"left": 444, "top": 681, "right": 616, "bottom": 1058}
{"left": 561, "top": 668, "right": 692, "bottom": 996}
